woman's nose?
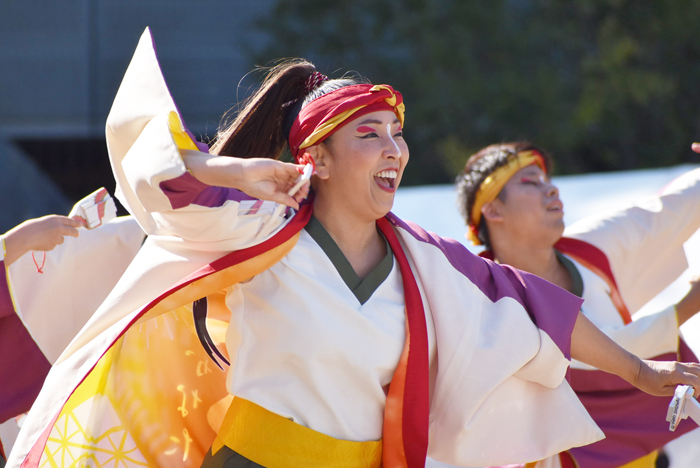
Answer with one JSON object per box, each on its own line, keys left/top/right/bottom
{"left": 385, "top": 124, "right": 402, "bottom": 159}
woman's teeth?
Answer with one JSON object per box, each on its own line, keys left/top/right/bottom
{"left": 374, "top": 170, "right": 397, "bottom": 190}
{"left": 375, "top": 170, "right": 397, "bottom": 179}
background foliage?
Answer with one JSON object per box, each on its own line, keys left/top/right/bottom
{"left": 256, "top": 0, "right": 700, "bottom": 184}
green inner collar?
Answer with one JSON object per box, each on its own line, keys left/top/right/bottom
{"left": 555, "top": 250, "right": 584, "bottom": 298}
{"left": 304, "top": 216, "right": 394, "bottom": 305}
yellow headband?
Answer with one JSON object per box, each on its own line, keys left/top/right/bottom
{"left": 468, "top": 150, "right": 546, "bottom": 245}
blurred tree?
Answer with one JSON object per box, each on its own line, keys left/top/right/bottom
{"left": 254, "top": 0, "right": 700, "bottom": 184}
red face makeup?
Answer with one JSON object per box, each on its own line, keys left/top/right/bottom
{"left": 356, "top": 126, "right": 377, "bottom": 134}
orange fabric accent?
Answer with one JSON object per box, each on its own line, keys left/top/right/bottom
{"left": 135, "top": 233, "right": 302, "bottom": 325}
{"left": 555, "top": 237, "right": 632, "bottom": 324}
{"left": 383, "top": 324, "right": 410, "bottom": 468}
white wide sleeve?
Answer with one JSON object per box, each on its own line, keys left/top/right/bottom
{"left": 105, "top": 28, "right": 290, "bottom": 253}
{"left": 113, "top": 112, "right": 290, "bottom": 251}
{"left": 5, "top": 216, "right": 145, "bottom": 363}
{"left": 603, "top": 306, "right": 679, "bottom": 359}
{"left": 565, "top": 168, "right": 700, "bottom": 313}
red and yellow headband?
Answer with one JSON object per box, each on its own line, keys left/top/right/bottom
{"left": 468, "top": 150, "right": 547, "bottom": 245}
{"left": 287, "top": 84, "right": 405, "bottom": 161}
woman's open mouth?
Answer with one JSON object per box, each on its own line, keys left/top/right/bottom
{"left": 374, "top": 169, "right": 398, "bottom": 192}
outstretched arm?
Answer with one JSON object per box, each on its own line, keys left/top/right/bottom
{"left": 571, "top": 311, "right": 700, "bottom": 396}
{"left": 674, "top": 275, "right": 700, "bottom": 326}
{"left": 182, "top": 151, "right": 309, "bottom": 209}
{"left": 2, "top": 215, "right": 81, "bottom": 266}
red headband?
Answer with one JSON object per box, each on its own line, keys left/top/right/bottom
{"left": 287, "top": 84, "right": 405, "bottom": 161}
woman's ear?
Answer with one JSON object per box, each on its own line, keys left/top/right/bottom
{"left": 307, "top": 145, "right": 330, "bottom": 180}
{"left": 481, "top": 200, "right": 504, "bottom": 223}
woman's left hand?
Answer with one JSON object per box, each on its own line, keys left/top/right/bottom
{"left": 633, "top": 360, "right": 700, "bottom": 397}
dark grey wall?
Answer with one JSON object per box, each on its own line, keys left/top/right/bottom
{"left": 0, "top": 0, "right": 276, "bottom": 230}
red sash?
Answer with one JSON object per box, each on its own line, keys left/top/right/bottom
{"left": 554, "top": 237, "right": 632, "bottom": 324}
{"left": 377, "top": 217, "right": 430, "bottom": 468}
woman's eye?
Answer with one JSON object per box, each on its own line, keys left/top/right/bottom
{"left": 358, "top": 132, "right": 378, "bottom": 139}
{"left": 393, "top": 131, "right": 403, "bottom": 138}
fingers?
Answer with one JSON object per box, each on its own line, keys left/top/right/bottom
{"left": 57, "top": 216, "right": 82, "bottom": 238}
{"left": 292, "top": 181, "right": 311, "bottom": 204}
{"left": 46, "top": 215, "right": 81, "bottom": 239}
{"left": 277, "top": 161, "right": 306, "bottom": 179}
{"left": 676, "top": 362, "right": 700, "bottom": 395}
{"left": 64, "top": 216, "right": 84, "bottom": 229}
{"left": 30, "top": 215, "right": 82, "bottom": 252}
{"left": 269, "top": 192, "right": 300, "bottom": 210}
{"left": 693, "top": 142, "right": 700, "bottom": 154}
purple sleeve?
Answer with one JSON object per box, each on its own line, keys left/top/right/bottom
{"left": 388, "top": 214, "right": 582, "bottom": 360}
{"left": 0, "top": 262, "right": 51, "bottom": 423}
{"left": 159, "top": 172, "right": 258, "bottom": 210}
{"left": 0, "top": 263, "right": 13, "bottom": 320}
{"left": 491, "top": 263, "right": 581, "bottom": 361}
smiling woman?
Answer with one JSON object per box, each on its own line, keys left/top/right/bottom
{"left": 9, "top": 29, "right": 700, "bottom": 468}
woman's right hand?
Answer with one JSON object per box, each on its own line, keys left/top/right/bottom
{"left": 183, "top": 152, "right": 309, "bottom": 209}
{"left": 633, "top": 360, "right": 700, "bottom": 397}
{"left": 235, "top": 158, "right": 310, "bottom": 209}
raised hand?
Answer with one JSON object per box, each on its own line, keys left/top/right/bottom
{"left": 183, "top": 152, "right": 310, "bottom": 209}
{"left": 235, "top": 158, "right": 310, "bottom": 209}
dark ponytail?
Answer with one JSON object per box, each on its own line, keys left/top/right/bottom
{"left": 211, "top": 59, "right": 370, "bottom": 160}
{"left": 210, "top": 60, "right": 315, "bottom": 159}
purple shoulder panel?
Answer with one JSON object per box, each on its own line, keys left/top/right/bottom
{"left": 0, "top": 263, "right": 13, "bottom": 319}
{"left": 184, "top": 128, "right": 209, "bottom": 154}
{"left": 159, "top": 173, "right": 258, "bottom": 210}
{"left": 386, "top": 213, "right": 582, "bottom": 360}
{"left": 0, "top": 262, "right": 52, "bottom": 422}
{"left": 0, "top": 316, "right": 51, "bottom": 423}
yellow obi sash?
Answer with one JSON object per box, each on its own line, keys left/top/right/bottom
{"left": 212, "top": 397, "right": 382, "bottom": 468}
